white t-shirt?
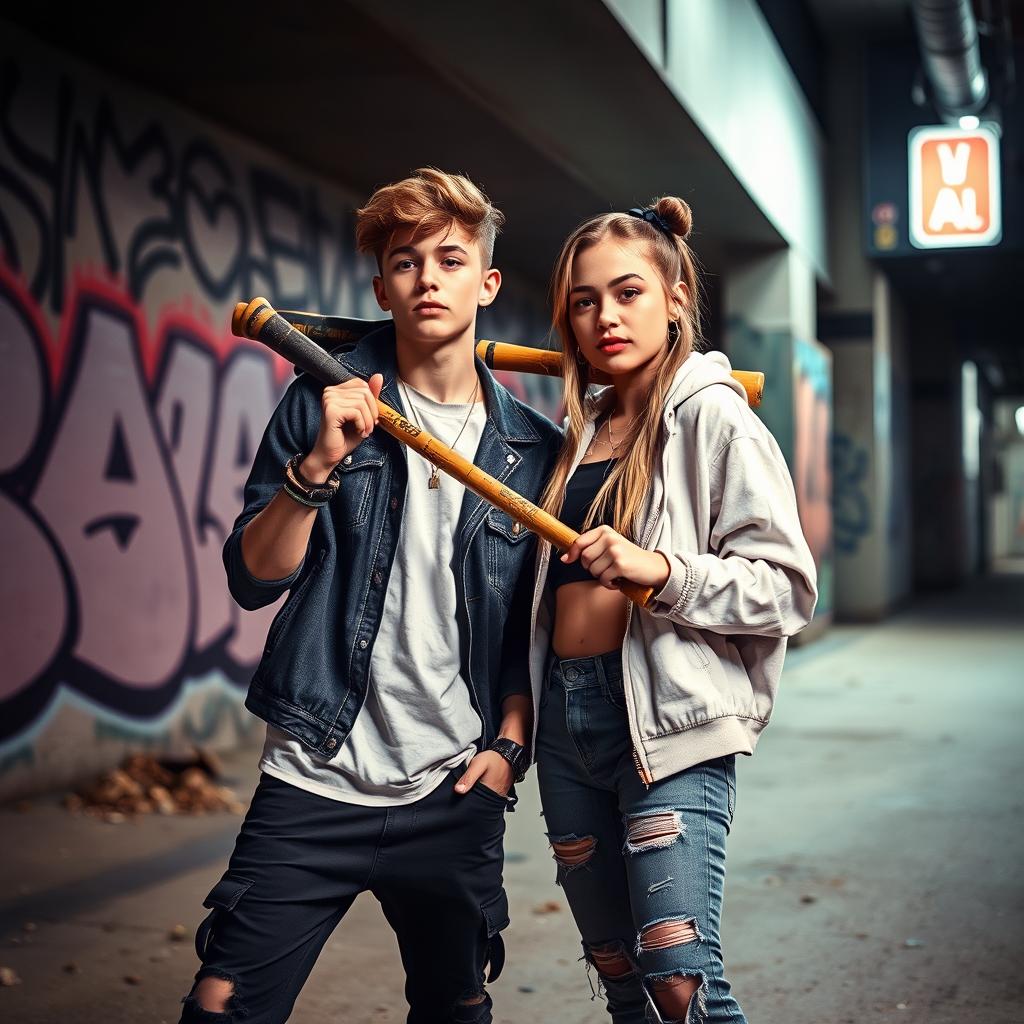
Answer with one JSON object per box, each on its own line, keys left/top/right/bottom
{"left": 260, "top": 380, "right": 487, "bottom": 805}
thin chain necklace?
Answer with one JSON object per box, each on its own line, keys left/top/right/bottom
{"left": 399, "top": 376, "right": 480, "bottom": 490}
{"left": 590, "top": 408, "right": 641, "bottom": 457}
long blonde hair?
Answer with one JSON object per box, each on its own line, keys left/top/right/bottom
{"left": 539, "top": 197, "right": 703, "bottom": 541}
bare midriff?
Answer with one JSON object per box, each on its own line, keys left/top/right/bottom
{"left": 552, "top": 579, "right": 629, "bottom": 658}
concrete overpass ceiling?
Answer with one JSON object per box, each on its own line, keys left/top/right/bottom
{"left": 5, "top": 1, "right": 785, "bottom": 293}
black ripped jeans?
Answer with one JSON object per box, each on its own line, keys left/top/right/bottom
{"left": 179, "top": 771, "right": 510, "bottom": 1024}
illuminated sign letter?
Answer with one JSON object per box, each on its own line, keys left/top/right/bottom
{"left": 909, "top": 125, "right": 1001, "bottom": 248}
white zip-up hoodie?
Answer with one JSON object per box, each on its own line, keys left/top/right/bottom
{"left": 528, "top": 350, "right": 819, "bottom": 782}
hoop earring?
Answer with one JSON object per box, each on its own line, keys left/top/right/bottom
{"left": 667, "top": 320, "right": 681, "bottom": 346}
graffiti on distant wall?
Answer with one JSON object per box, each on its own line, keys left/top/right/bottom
{"left": 832, "top": 432, "right": 871, "bottom": 554}
{"left": 793, "top": 337, "right": 832, "bottom": 616}
{"left": 0, "top": 46, "right": 556, "bottom": 752}
{"left": 726, "top": 318, "right": 834, "bottom": 619}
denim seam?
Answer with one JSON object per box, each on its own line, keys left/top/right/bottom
{"left": 570, "top": 691, "right": 597, "bottom": 774}
{"left": 560, "top": 697, "right": 590, "bottom": 776}
{"left": 332, "top": 462, "right": 393, "bottom": 737}
{"left": 337, "top": 461, "right": 378, "bottom": 526}
{"left": 364, "top": 806, "right": 391, "bottom": 890}
{"left": 263, "top": 559, "right": 321, "bottom": 655}
{"left": 702, "top": 768, "right": 743, "bottom": 1024}
{"left": 700, "top": 768, "right": 717, "bottom": 1024}
{"left": 247, "top": 681, "right": 330, "bottom": 727}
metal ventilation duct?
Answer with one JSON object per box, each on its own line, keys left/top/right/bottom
{"left": 911, "top": 0, "right": 990, "bottom": 117}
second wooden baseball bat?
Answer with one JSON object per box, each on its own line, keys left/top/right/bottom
{"left": 266, "top": 308, "right": 765, "bottom": 408}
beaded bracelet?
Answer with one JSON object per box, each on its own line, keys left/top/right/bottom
{"left": 282, "top": 478, "right": 330, "bottom": 508}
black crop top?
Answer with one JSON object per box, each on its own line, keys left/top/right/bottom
{"left": 547, "top": 458, "right": 619, "bottom": 591}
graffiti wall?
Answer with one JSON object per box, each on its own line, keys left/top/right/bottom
{"left": 0, "top": 30, "right": 557, "bottom": 798}
{"left": 724, "top": 317, "right": 833, "bottom": 626}
{"left": 793, "top": 337, "right": 833, "bottom": 621}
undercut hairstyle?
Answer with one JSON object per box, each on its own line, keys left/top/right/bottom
{"left": 355, "top": 167, "right": 505, "bottom": 269}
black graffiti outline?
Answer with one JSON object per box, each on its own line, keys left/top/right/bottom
{"left": 0, "top": 282, "right": 279, "bottom": 744}
{"left": 177, "top": 139, "right": 250, "bottom": 301}
{"left": 0, "top": 56, "right": 353, "bottom": 314}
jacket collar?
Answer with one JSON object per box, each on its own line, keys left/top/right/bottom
{"left": 581, "top": 350, "right": 740, "bottom": 425}
{"left": 337, "top": 320, "right": 543, "bottom": 445}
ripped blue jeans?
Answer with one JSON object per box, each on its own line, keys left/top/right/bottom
{"left": 536, "top": 649, "right": 746, "bottom": 1024}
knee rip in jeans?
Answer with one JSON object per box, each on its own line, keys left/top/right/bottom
{"left": 181, "top": 969, "right": 243, "bottom": 1021}
{"left": 644, "top": 970, "right": 708, "bottom": 1024}
{"left": 548, "top": 833, "right": 596, "bottom": 878}
{"left": 623, "top": 810, "right": 684, "bottom": 855}
{"left": 637, "top": 916, "right": 704, "bottom": 954}
{"left": 453, "top": 989, "right": 492, "bottom": 1023}
{"left": 585, "top": 939, "right": 637, "bottom": 983}
{"left": 637, "top": 919, "right": 706, "bottom": 1022}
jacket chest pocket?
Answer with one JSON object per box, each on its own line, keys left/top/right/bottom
{"left": 336, "top": 441, "right": 387, "bottom": 526}
{"left": 485, "top": 510, "right": 532, "bottom": 603}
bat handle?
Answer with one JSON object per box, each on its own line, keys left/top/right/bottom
{"left": 620, "top": 581, "right": 656, "bottom": 608}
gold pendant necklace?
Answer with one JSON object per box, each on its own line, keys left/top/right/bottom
{"left": 399, "top": 377, "right": 480, "bottom": 490}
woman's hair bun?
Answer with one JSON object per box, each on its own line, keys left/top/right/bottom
{"left": 653, "top": 196, "right": 692, "bottom": 240}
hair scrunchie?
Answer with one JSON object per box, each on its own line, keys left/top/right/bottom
{"left": 626, "top": 206, "right": 673, "bottom": 237}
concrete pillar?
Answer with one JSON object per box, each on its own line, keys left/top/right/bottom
{"left": 724, "top": 248, "right": 833, "bottom": 640}
{"left": 819, "top": 41, "right": 913, "bottom": 618}
{"left": 907, "top": 308, "right": 974, "bottom": 589}
{"left": 990, "top": 400, "right": 1024, "bottom": 561}
{"left": 822, "top": 273, "right": 912, "bottom": 618}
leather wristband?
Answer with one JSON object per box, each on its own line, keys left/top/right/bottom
{"left": 292, "top": 454, "right": 340, "bottom": 490}
{"left": 489, "top": 737, "right": 529, "bottom": 783}
{"left": 282, "top": 478, "right": 330, "bottom": 508}
{"left": 283, "top": 454, "right": 340, "bottom": 507}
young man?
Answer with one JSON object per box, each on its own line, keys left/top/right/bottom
{"left": 179, "top": 169, "right": 560, "bottom": 1024}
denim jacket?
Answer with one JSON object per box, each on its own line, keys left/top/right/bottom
{"left": 224, "top": 323, "right": 560, "bottom": 757}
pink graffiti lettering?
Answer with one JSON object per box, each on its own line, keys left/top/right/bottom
{"left": 0, "top": 280, "right": 69, "bottom": 701}
{"left": 0, "top": 269, "right": 286, "bottom": 739}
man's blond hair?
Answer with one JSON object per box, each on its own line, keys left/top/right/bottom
{"left": 355, "top": 167, "right": 505, "bottom": 268}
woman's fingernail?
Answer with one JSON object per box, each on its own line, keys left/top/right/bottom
{"left": 455, "top": 784, "right": 465, "bottom": 792}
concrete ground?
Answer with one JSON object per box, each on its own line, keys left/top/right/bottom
{"left": 2, "top": 570, "right": 1022, "bottom": 1024}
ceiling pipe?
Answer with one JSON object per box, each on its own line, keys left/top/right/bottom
{"left": 911, "top": 0, "right": 990, "bottom": 118}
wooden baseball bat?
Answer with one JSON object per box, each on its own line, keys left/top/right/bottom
{"left": 268, "top": 309, "right": 764, "bottom": 408}
{"left": 232, "top": 298, "right": 657, "bottom": 609}
{"left": 476, "top": 340, "right": 764, "bottom": 408}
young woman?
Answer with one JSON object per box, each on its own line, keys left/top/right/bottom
{"left": 528, "top": 199, "right": 818, "bottom": 1023}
